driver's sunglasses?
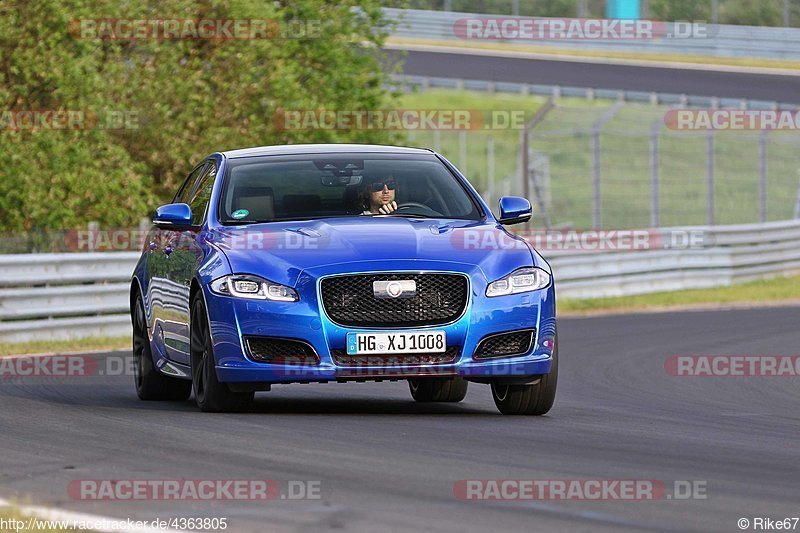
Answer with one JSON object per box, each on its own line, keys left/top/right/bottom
{"left": 369, "top": 179, "right": 396, "bottom": 192}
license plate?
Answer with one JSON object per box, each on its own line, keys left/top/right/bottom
{"left": 346, "top": 331, "right": 446, "bottom": 355}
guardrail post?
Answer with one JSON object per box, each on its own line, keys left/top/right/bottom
{"left": 706, "top": 130, "right": 715, "bottom": 225}
{"left": 759, "top": 130, "right": 768, "bottom": 223}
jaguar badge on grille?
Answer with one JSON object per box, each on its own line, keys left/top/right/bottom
{"left": 373, "top": 280, "right": 416, "bottom": 299}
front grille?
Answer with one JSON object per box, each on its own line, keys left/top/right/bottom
{"left": 475, "top": 329, "right": 535, "bottom": 359}
{"left": 331, "top": 346, "right": 460, "bottom": 366}
{"left": 320, "top": 273, "right": 468, "bottom": 327}
{"left": 245, "top": 337, "right": 319, "bottom": 364}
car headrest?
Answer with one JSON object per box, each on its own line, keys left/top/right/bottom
{"left": 233, "top": 186, "right": 274, "bottom": 221}
{"left": 343, "top": 185, "right": 363, "bottom": 213}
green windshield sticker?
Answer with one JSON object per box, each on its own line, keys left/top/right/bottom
{"left": 232, "top": 209, "right": 249, "bottom": 220}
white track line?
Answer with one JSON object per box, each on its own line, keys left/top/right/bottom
{"left": 0, "top": 498, "right": 184, "bottom": 533}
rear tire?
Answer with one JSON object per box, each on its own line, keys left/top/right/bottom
{"left": 491, "top": 335, "right": 558, "bottom": 416}
{"left": 190, "top": 294, "right": 254, "bottom": 413}
{"left": 408, "top": 377, "right": 468, "bottom": 402}
{"left": 132, "top": 293, "right": 192, "bottom": 401}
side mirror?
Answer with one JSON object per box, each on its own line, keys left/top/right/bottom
{"left": 498, "top": 196, "right": 532, "bottom": 225}
{"left": 154, "top": 203, "right": 193, "bottom": 229}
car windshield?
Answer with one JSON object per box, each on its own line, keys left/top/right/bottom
{"left": 220, "top": 153, "right": 482, "bottom": 223}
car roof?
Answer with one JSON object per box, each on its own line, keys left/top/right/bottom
{"left": 221, "top": 144, "right": 434, "bottom": 159}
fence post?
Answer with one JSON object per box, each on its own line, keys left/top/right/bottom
{"left": 520, "top": 128, "right": 529, "bottom": 202}
{"left": 433, "top": 129, "right": 441, "bottom": 153}
{"left": 589, "top": 102, "right": 623, "bottom": 229}
{"left": 649, "top": 120, "right": 662, "bottom": 227}
{"left": 591, "top": 130, "right": 601, "bottom": 229}
{"left": 759, "top": 130, "right": 768, "bottom": 223}
{"left": 518, "top": 98, "right": 556, "bottom": 217}
{"left": 487, "top": 137, "right": 495, "bottom": 204}
{"left": 706, "top": 130, "right": 715, "bottom": 225}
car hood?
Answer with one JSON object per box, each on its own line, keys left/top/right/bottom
{"left": 210, "top": 217, "right": 540, "bottom": 287}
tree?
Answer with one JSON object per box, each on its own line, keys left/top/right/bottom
{"left": 0, "top": 0, "right": 402, "bottom": 232}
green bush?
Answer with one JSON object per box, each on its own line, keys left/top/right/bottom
{"left": 0, "top": 0, "right": 402, "bottom": 231}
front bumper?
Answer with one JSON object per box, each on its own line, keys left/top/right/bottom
{"left": 203, "top": 261, "right": 557, "bottom": 384}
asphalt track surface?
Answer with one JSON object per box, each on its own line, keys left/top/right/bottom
{"left": 1, "top": 306, "right": 799, "bottom": 532}
{"left": 398, "top": 50, "right": 800, "bottom": 104}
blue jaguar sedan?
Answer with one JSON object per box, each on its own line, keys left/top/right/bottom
{"left": 130, "top": 144, "right": 557, "bottom": 414}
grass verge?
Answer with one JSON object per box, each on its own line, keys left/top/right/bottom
{"left": 0, "top": 336, "right": 129, "bottom": 357}
{"left": 559, "top": 275, "right": 800, "bottom": 314}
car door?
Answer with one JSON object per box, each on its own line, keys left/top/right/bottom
{"left": 147, "top": 161, "right": 210, "bottom": 365}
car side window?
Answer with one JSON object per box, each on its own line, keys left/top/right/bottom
{"left": 187, "top": 161, "right": 217, "bottom": 226}
{"left": 174, "top": 163, "right": 208, "bottom": 205}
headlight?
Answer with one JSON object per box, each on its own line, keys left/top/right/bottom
{"left": 210, "top": 275, "right": 299, "bottom": 302}
{"left": 486, "top": 267, "right": 550, "bottom": 297}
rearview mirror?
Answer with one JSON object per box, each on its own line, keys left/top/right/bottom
{"left": 498, "top": 197, "right": 532, "bottom": 225}
{"left": 154, "top": 203, "right": 192, "bottom": 229}
{"left": 321, "top": 175, "right": 363, "bottom": 187}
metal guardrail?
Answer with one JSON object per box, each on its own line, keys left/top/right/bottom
{"left": 385, "top": 8, "right": 800, "bottom": 60}
{"left": 0, "top": 253, "right": 139, "bottom": 343}
{"left": 2, "top": 219, "right": 800, "bottom": 343}
{"left": 393, "top": 74, "right": 799, "bottom": 110}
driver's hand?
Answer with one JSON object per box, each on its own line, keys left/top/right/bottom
{"left": 378, "top": 201, "right": 397, "bottom": 215}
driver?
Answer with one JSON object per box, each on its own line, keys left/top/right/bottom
{"left": 360, "top": 175, "right": 398, "bottom": 215}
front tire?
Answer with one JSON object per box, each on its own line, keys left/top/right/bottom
{"left": 491, "top": 336, "right": 558, "bottom": 416}
{"left": 132, "top": 293, "right": 192, "bottom": 401}
{"left": 190, "top": 294, "right": 254, "bottom": 413}
{"left": 408, "top": 377, "right": 468, "bottom": 402}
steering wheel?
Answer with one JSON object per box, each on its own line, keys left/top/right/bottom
{"left": 393, "top": 202, "right": 442, "bottom": 217}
